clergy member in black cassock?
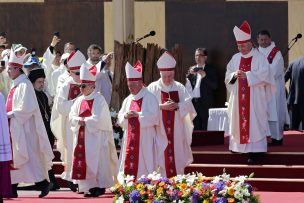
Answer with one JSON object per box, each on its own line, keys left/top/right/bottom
{"left": 187, "top": 48, "right": 218, "bottom": 130}
{"left": 28, "top": 68, "right": 60, "bottom": 191}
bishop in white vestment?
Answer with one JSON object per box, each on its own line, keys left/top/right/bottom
{"left": 6, "top": 47, "right": 54, "bottom": 198}
{"left": 50, "top": 50, "right": 86, "bottom": 186}
{"left": 69, "top": 61, "right": 118, "bottom": 197}
{"left": 225, "top": 21, "right": 275, "bottom": 163}
{"left": 118, "top": 61, "right": 160, "bottom": 179}
{"left": 147, "top": 52, "right": 196, "bottom": 177}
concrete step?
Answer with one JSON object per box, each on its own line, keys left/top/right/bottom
{"left": 192, "top": 151, "right": 304, "bottom": 165}
{"left": 185, "top": 163, "right": 304, "bottom": 179}
{"left": 247, "top": 178, "right": 304, "bottom": 192}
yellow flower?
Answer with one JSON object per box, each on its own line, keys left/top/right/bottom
{"left": 159, "top": 182, "right": 165, "bottom": 187}
{"left": 137, "top": 183, "right": 144, "bottom": 190}
{"left": 182, "top": 191, "right": 189, "bottom": 198}
{"left": 113, "top": 183, "right": 121, "bottom": 190}
{"left": 157, "top": 187, "right": 164, "bottom": 195}
{"left": 203, "top": 199, "right": 210, "bottom": 203}
{"left": 227, "top": 187, "right": 235, "bottom": 196}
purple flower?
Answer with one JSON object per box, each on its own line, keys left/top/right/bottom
{"left": 159, "top": 177, "right": 171, "bottom": 184}
{"left": 191, "top": 190, "right": 200, "bottom": 203}
{"left": 244, "top": 183, "right": 253, "bottom": 193}
{"left": 215, "top": 197, "right": 228, "bottom": 203}
{"left": 216, "top": 181, "right": 226, "bottom": 192}
{"left": 129, "top": 190, "right": 141, "bottom": 203}
{"left": 169, "top": 189, "right": 179, "bottom": 201}
{"left": 137, "top": 177, "right": 150, "bottom": 185}
{"left": 202, "top": 182, "right": 209, "bottom": 189}
{"left": 153, "top": 201, "right": 163, "bottom": 203}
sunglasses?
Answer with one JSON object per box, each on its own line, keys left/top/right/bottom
{"left": 79, "top": 84, "right": 87, "bottom": 88}
{"left": 71, "top": 71, "right": 80, "bottom": 75}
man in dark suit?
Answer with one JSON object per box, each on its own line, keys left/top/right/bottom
{"left": 285, "top": 57, "right": 304, "bottom": 130}
{"left": 187, "top": 48, "right": 218, "bottom": 130}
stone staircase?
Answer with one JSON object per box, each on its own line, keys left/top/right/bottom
{"left": 52, "top": 131, "right": 304, "bottom": 192}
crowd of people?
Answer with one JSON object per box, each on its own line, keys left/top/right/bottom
{"left": 0, "top": 20, "right": 303, "bottom": 201}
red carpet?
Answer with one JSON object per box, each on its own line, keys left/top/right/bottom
{"left": 3, "top": 191, "right": 304, "bottom": 203}
{"left": 4, "top": 192, "right": 114, "bottom": 203}
{"left": 256, "top": 192, "right": 304, "bottom": 203}
{"left": 192, "top": 130, "right": 304, "bottom": 152}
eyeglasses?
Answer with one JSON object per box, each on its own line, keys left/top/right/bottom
{"left": 79, "top": 84, "right": 87, "bottom": 88}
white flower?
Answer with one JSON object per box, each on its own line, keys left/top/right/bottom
{"left": 127, "top": 181, "right": 134, "bottom": 187}
{"left": 117, "top": 172, "right": 125, "bottom": 185}
{"left": 125, "top": 174, "right": 135, "bottom": 182}
{"left": 196, "top": 172, "right": 204, "bottom": 180}
{"left": 146, "top": 184, "right": 156, "bottom": 190}
{"left": 234, "top": 175, "right": 248, "bottom": 183}
{"left": 186, "top": 174, "right": 196, "bottom": 185}
{"left": 212, "top": 176, "right": 221, "bottom": 184}
{"left": 234, "top": 190, "right": 243, "bottom": 200}
{"left": 147, "top": 171, "right": 161, "bottom": 180}
{"left": 115, "top": 195, "right": 125, "bottom": 203}
{"left": 221, "top": 173, "right": 231, "bottom": 182}
{"left": 174, "top": 174, "right": 185, "bottom": 183}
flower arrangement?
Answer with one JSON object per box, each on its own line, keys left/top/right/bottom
{"left": 110, "top": 107, "right": 123, "bottom": 149}
{"left": 111, "top": 171, "right": 260, "bottom": 203}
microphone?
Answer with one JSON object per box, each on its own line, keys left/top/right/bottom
{"left": 135, "top": 31, "right": 156, "bottom": 43}
{"left": 143, "top": 31, "right": 156, "bottom": 38}
{"left": 292, "top": 33, "right": 302, "bottom": 41}
{"left": 283, "top": 33, "right": 302, "bottom": 57}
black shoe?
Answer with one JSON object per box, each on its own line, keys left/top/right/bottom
{"left": 12, "top": 193, "right": 18, "bottom": 198}
{"left": 39, "top": 182, "right": 53, "bottom": 198}
{"left": 247, "top": 158, "right": 255, "bottom": 164}
{"left": 89, "top": 187, "right": 106, "bottom": 197}
{"left": 247, "top": 153, "right": 256, "bottom": 164}
{"left": 11, "top": 184, "right": 18, "bottom": 198}
{"left": 84, "top": 192, "right": 94, "bottom": 197}
{"left": 67, "top": 181, "right": 78, "bottom": 192}
{"left": 50, "top": 183, "right": 60, "bottom": 191}
{"left": 48, "top": 170, "right": 60, "bottom": 191}
{"left": 268, "top": 138, "right": 283, "bottom": 146}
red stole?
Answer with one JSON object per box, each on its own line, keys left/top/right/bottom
{"left": 6, "top": 87, "right": 17, "bottom": 170}
{"left": 68, "top": 84, "right": 81, "bottom": 100}
{"left": 267, "top": 47, "right": 279, "bottom": 64}
{"left": 71, "top": 99, "right": 94, "bottom": 180}
{"left": 238, "top": 57, "right": 252, "bottom": 144}
{"left": 161, "top": 91, "right": 179, "bottom": 178}
{"left": 124, "top": 98, "right": 143, "bottom": 178}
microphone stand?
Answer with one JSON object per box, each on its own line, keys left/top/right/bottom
{"left": 134, "top": 35, "right": 149, "bottom": 44}
{"left": 283, "top": 37, "right": 300, "bottom": 58}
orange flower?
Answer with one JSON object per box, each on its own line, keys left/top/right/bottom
{"left": 180, "top": 183, "right": 187, "bottom": 190}
{"left": 228, "top": 197, "right": 235, "bottom": 203}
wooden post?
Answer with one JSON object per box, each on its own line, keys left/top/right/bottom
{"left": 111, "top": 41, "right": 184, "bottom": 111}
{"left": 112, "top": 0, "right": 134, "bottom": 44}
